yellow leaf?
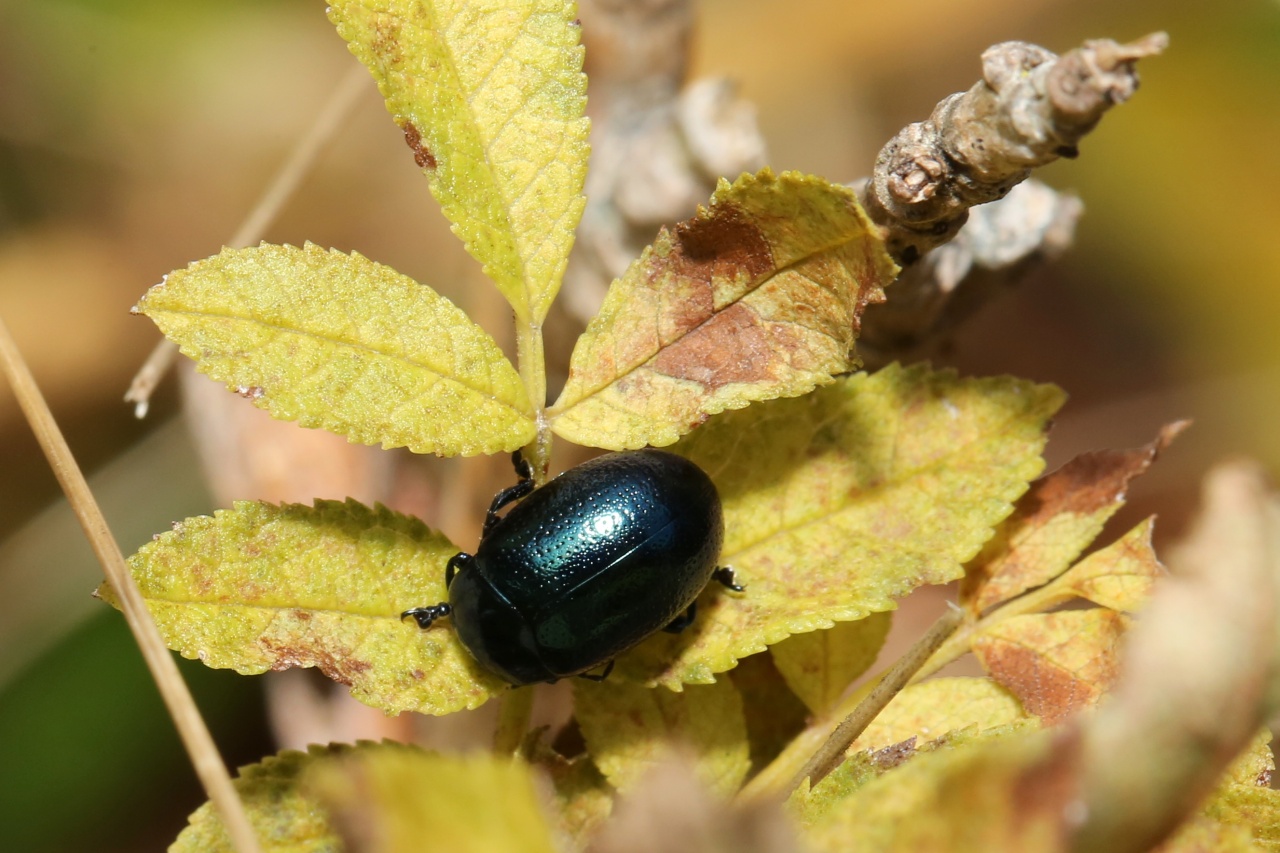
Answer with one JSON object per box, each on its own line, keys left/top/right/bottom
{"left": 548, "top": 169, "right": 898, "bottom": 450}
{"left": 850, "top": 677, "right": 1032, "bottom": 752}
{"left": 172, "top": 743, "right": 354, "bottom": 852}
{"left": 1030, "top": 517, "right": 1166, "bottom": 613}
{"left": 1205, "top": 786, "right": 1280, "bottom": 851}
{"left": 802, "top": 728, "right": 1071, "bottom": 852}
{"left": 786, "top": 751, "right": 885, "bottom": 830}
{"left": 329, "top": 0, "right": 589, "bottom": 323}
{"left": 138, "top": 243, "right": 534, "bottom": 456}
{"left": 972, "top": 610, "right": 1128, "bottom": 725}
{"left": 309, "top": 747, "right": 559, "bottom": 853}
{"left": 99, "top": 500, "right": 507, "bottom": 716}
{"left": 729, "top": 651, "right": 811, "bottom": 775}
{"left": 1220, "top": 730, "right": 1276, "bottom": 789}
{"left": 574, "top": 679, "right": 750, "bottom": 798}
{"left": 615, "top": 364, "right": 1064, "bottom": 689}
{"left": 770, "top": 612, "right": 891, "bottom": 716}
{"left": 1156, "top": 817, "right": 1263, "bottom": 853}
{"left": 537, "top": 753, "right": 614, "bottom": 850}
{"left": 961, "top": 422, "right": 1185, "bottom": 612}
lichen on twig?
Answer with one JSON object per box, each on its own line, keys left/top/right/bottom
{"left": 857, "top": 32, "right": 1167, "bottom": 266}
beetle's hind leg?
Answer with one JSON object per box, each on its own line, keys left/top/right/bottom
{"left": 400, "top": 602, "right": 452, "bottom": 629}
{"left": 663, "top": 601, "right": 697, "bottom": 633}
{"left": 482, "top": 451, "right": 536, "bottom": 535}
{"left": 712, "top": 566, "right": 745, "bottom": 592}
{"left": 577, "top": 660, "right": 615, "bottom": 682}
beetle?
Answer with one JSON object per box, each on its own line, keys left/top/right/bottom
{"left": 401, "top": 449, "right": 743, "bottom": 685}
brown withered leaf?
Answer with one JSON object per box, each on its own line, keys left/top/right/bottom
{"left": 961, "top": 421, "right": 1187, "bottom": 613}
{"left": 972, "top": 610, "right": 1129, "bottom": 725}
{"left": 548, "top": 169, "right": 897, "bottom": 450}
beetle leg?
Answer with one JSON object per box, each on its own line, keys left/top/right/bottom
{"left": 445, "top": 552, "right": 473, "bottom": 587}
{"left": 577, "top": 659, "right": 615, "bottom": 682}
{"left": 663, "top": 601, "right": 698, "bottom": 633}
{"left": 712, "top": 566, "right": 745, "bottom": 592}
{"left": 400, "top": 602, "right": 452, "bottom": 629}
{"left": 482, "top": 452, "right": 537, "bottom": 535}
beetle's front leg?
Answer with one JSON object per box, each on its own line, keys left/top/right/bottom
{"left": 482, "top": 451, "right": 536, "bottom": 535}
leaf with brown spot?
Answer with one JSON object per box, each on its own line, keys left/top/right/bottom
{"left": 98, "top": 500, "right": 507, "bottom": 716}
{"left": 548, "top": 169, "right": 898, "bottom": 450}
{"left": 850, "top": 677, "right": 1032, "bottom": 752}
{"left": 573, "top": 678, "right": 750, "bottom": 798}
{"left": 611, "top": 364, "right": 1064, "bottom": 689}
{"left": 961, "top": 422, "right": 1186, "bottom": 613}
{"left": 329, "top": 0, "right": 589, "bottom": 323}
{"left": 770, "top": 612, "right": 891, "bottom": 717}
{"left": 972, "top": 610, "right": 1128, "bottom": 725}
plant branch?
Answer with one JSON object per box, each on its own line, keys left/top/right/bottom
{"left": 785, "top": 605, "right": 964, "bottom": 794}
{"left": 738, "top": 604, "right": 964, "bottom": 803}
{"left": 0, "top": 315, "right": 262, "bottom": 853}
{"left": 858, "top": 32, "right": 1167, "bottom": 266}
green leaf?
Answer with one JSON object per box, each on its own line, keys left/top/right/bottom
{"left": 172, "top": 742, "right": 354, "bottom": 852}
{"left": 549, "top": 169, "right": 898, "bottom": 450}
{"left": 614, "top": 364, "right": 1065, "bottom": 688}
{"left": 574, "top": 678, "right": 751, "bottom": 798}
{"left": 309, "top": 747, "right": 559, "bottom": 853}
{"left": 770, "top": 612, "right": 891, "bottom": 716}
{"left": 98, "top": 500, "right": 507, "bottom": 715}
{"left": 329, "top": 0, "right": 589, "bottom": 323}
{"left": 138, "top": 243, "right": 535, "bottom": 456}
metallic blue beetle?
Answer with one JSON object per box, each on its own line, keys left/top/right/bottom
{"left": 402, "top": 449, "right": 742, "bottom": 685}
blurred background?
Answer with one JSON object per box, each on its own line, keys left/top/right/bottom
{"left": 0, "top": 0, "right": 1276, "bottom": 849}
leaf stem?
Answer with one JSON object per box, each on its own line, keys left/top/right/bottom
{"left": 0, "top": 314, "right": 262, "bottom": 853}
{"left": 738, "top": 604, "right": 964, "bottom": 804}
{"left": 493, "top": 687, "right": 536, "bottom": 758}
{"left": 516, "top": 319, "right": 551, "bottom": 480}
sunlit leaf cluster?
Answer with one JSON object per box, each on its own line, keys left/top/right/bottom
{"left": 98, "top": 1, "right": 1279, "bottom": 851}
